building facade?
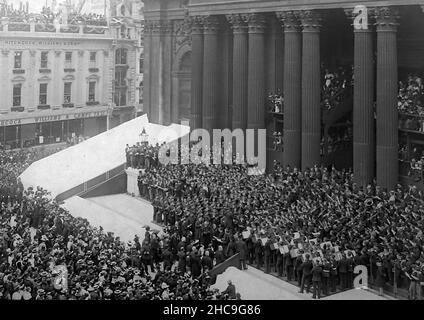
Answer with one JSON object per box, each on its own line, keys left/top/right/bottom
{"left": 0, "top": 0, "right": 144, "bottom": 149}
{"left": 142, "top": 0, "right": 424, "bottom": 191}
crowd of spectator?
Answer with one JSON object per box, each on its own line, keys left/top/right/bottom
{"left": 398, "top": 75, "right": 424, "bottom": 133}
{"left": 267, "top": 91, "right": 284, "bottom": 114}
{"left": 0, "top": 5, "right": 107, "bottom": 26}
{"left": 0, "top": 147, "right": 237, "bottom": 300}
{"left": 398, "top": 75, "right": 424, "bottom": 116}
{"left": 137, "top": 143, "right": 424, "bottom": 299}
{"left": 320, "top": 125, "right": 352, "bottom": 157}
{"left": 125, "top": 141, "right": 165, "bottom": 170}
{"left": 272, "top": 132, "right": 283, "bottom": 152}
{"left": 322, "top": 66, "right": 353, "bottom": 111}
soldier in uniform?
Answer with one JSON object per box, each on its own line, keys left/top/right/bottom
{"left": 295, "top": 254, "right": 303, "bottom": 287}
{"left": 137, "top": 171, "right": 143, "bottom": 198}
{"left": 330, "top": 256, "right": 339, "bottom": 293}
{"left": 284, "top": 248, "right": 293, "bottom": 281}
{"left": 338, "top": 253, "right": 348, "bottom": 290}
{"left": 312, "top": 260, "right": 323, "bottom": 299}
{"left": 322, "top": 258, "right": 331, "bottom": 296}
{"left": 299, "top": 254, "right": 313, "bottom": 294}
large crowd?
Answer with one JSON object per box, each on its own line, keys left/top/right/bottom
{"left": 137, "top": 143, "right": 424, "bottom": 299}
{"left": 0, "top": 147, "right": 237, "bottom": 300}
{"left": 0, "top": 5, "right": 107, "bottom": 26}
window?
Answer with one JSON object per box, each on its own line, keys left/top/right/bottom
{"left": 139, "top": 53, "right": 144, "bottom": 73}
{"left": 88, "top": 81, "right": 96, "bottom": 102}
{"left": 14, "top": 51, "right": 22, "bottom": 69}
{"left": 65, "top": 52, "right": 72, "bottom": 63}
{"left": 90, "top": 52, "right": 97, "bottom": 62}
{"left": 13, "top": 84, "right": 22, "bottom": 107}
{"left": 115, "top": 69, "right": 127, "bottom": 87}
{"left": 64, "top": 82, "right": 72, "bottom": 103}
{"left": 114, "top": 90, "right": 127, "bottom": 107}
{"left": 115, "top": 48, "right": 128, "bottom": 65}
{"left": 41, "top": 51, "right": 49, "bottom": 68}
{"left": 39, "top": 83, "right": 48, "bottom": 105}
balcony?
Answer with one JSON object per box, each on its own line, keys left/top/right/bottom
{"left": 89, "top": 68, "right": 99, "bottom": 73}
{"left": 39, "top": 68, "right": 51, "bottom": 74}
{"left": 62, "top": 103, "right": 75, "bottom": 108}
{"left": 35, "top": 24, "right": 56, "bottom": 32}
{"left": 86, "top": 101, "right": 100, "bottom": 106}
{"left": 8, "top": 23, "right": 30, "bottom": 32}
{"left": 13, "top": 69, "right": 25, "bottom": 74}
{"left": 83, "top": 26, "right": 106, "bottom": 34}
{"left": 37, "top": 104, "right": 51, "bottom": 110}
{"left": 11, "top": 106, "right": 25, "bottom": 112}
{"left": 64, "top": 68, "right": 75, "bottom": 73}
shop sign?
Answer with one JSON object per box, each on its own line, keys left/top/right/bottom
{"left": 0, "top": 110, "right": 108, "bottom": 127}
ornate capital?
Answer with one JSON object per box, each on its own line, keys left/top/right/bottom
{"left": 241, "top": 13, "right": 267, "bottom": 34}
{"left": 159, "top": 20, "right": 173, "bottom": 35}
{"left": 276, "top": 11, "right": 301, "bottom": 32}
{"left": 78, "top": 50, "right": 85, "bottom": 57}
{"left": 55, "top": 51, "right": 61, "bottom": 57}
{"left": 29, "top": 50, "right": 36, "bottom": 57}
{"left": 299, "top": 10, "right": 321, "bottom": 32}
{"left": 373, "top": 6, "right": 399, "bottom": 32}
{"left": 189, "top": 16, "right": 205, "bottom": 34}
{"left": 203, "top": 16, "right": 220, "bottom": 34}
{"left": 150, "top": 20, "right": 162, "bottom": 35}
{"left": 226, "top": 14, "right": 248, "bottom": 33}
{"left": 103, "top": 49, "right": 109, "bottom": 57}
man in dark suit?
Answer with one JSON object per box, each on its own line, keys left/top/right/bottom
{"left": 215, "top": 245, "right": 226, "bottom": 266}
{"left": 312, "top": 260, "right": 323, "bottom": 299}
{"left": 299, "top": 254, "right": 313, "bottom": 294}
{"left": 235, "top": 236, "right": 248, "bottom": 270}
{"left": 201, "top": 250, "right": 214, "bottom": 272}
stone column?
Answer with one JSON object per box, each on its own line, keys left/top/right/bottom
{"left": 143, "top": 22, "right": 153, "bottom": 118}
{"left": 150, "top": 21, "right": 162, "bottom": 123}
{"left": 244, "top": 13, "right": 267, "bottom": 131}
{"left": 226, "top": 14, "right": 248, "bottom": 131}
{"left": 202, "top": 16, "right": 221, "bottom": 133}
{"left": 162, "top": 21, "right": 173, "bottom": 126}
{"left": 300, "top": 10, "right": 322, "bottom": 170}
{"left": 190, "top": 16, "right": 204, "bottom": 130}
{"left": 277, "top": 11, "right": 302, "bottom": 169}
{"left": 375, "top": 7, "right": 399, "bottom": 191}
{"left": 346, "top": 9, "right": 375, "bottom": 187}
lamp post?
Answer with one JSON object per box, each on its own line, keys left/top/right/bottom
{"left": 140, "top": 127, "right": 148, "bottom": 144}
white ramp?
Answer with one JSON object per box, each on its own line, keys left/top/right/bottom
{"left": 19, "top": 115, "right": 189, "bottom": 198}
{"left": 62, "top": 194, "right": 162, "bottom": 243}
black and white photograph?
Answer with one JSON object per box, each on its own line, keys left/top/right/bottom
{"left": 0, "top": 0, "right": 423, "bottom": 312}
